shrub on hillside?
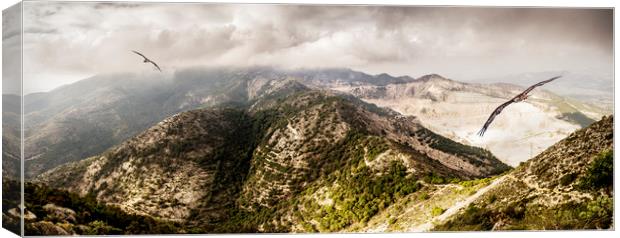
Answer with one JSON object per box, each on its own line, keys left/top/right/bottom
{"left": 578, "top": 150, "right": 613, "bottom": 190}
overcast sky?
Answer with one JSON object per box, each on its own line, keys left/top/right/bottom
{"left": 4, "top": 2, "right": 613, "bottom": 94}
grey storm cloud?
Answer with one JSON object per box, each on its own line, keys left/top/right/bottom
{"left": 3, "top": 2, "right": 22, "bottom": 95}
{"left": 2, "top": 3, "right": 21, "bottom": 41}
{"left": 11, "top": 2, "right": 614, "bottom": 94}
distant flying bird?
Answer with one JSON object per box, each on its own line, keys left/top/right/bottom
{"left": 131, "top": 50, "right": 162, "bottom": 72}
{"left": 477, "top": 76, "right": 561, "bottom": 137}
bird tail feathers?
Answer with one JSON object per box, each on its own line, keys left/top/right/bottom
{"left": 477, "top": 127, "right": 486, "bottom": 137}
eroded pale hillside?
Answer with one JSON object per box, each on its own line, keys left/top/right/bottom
{"left": 332, "top": 74, "right": 607, "bottom": 166}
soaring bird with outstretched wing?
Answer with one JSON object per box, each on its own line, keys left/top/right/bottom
{"left": 131, "top": 50, "right": 162, "bottom": 72}
{"left": 477, "top": 76, "right": 561, "bottom": 136}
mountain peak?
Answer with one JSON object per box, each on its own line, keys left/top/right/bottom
{"left": 416, "top": 73, "right": 449, "bottom": 82}
{"left": 375, "top": 72, "right": 393, "bottom": 78}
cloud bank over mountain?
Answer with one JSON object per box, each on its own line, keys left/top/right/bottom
{"left": 15, "top": 2, "right": 613, "bottom": 94}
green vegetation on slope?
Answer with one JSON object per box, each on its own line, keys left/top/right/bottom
{"left": 310, "top": 161, "right": 421, "bottom": 231}
{"left": 577, "top": 150, "right": 613, "bottom": 191}
{"left": 209, "top": 129, "right": 422, "bottom": 233}
{"left": 438, "top": 194, "right": 613, "bottom": 231}
{"left": 288, "top": 131, "right": 422, "bottom": 232}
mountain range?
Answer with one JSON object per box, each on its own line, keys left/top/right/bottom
{"left": 1, "top": 67, "right": 612, "bottom": 234}
{"left": 473, "top": 70, "right": 613, "bottom": 110}
{"left": 31, "top": 79, "right": 510, "bottom": 233}
{"left": 5, "top": 67, "right": 608, "bottom": 178}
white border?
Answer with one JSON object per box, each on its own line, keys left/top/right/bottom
{"left": 1, "top": 1, "right": 618, "bottom": 238}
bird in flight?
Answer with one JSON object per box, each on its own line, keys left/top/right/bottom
{"left": 477, "top": 76, "right": 561, "bottom": 137}
{"left": 131, "top": 50, "right": 162, "bottom": 72}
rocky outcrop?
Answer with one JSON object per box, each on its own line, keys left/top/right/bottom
{"left": 27, "top": 221, "right": 72, "bottom": 235}
{"left": 42, "top": 203, "right": 77, "bottom": 224}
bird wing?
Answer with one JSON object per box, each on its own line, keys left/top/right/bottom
{"left": 520, "top": 76, "right": 561, "bottom": 96}
{"left": 477, "top": 99, "right": 515, "bottom": 136}
{"left": 131, "top": 50, "right": 148, "bottom": 60}
{"left": 150, "top": 61, "right": 162, "bottom": 72}
{"left": 477, "top": 76, "right": 560, "bottom": 137}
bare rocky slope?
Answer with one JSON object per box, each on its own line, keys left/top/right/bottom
{"left": 434, "top": 115, "right": 613, "bottom": 230}
{"left": 33, "top": 84, "right": 510, "bottom": 233}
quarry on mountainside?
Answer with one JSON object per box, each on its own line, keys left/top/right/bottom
{"left": 331, "top": 73, "right": 608, "bottom": 166}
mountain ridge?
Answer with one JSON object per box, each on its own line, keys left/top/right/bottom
{"left": 12, "top": 66, "right": 607, "bottom": 178}
{"left": 35, "top": 86, "right": 510, "bottom": 232}
{"left": 8, "top": 66, "right": 611, "bottom": 234}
